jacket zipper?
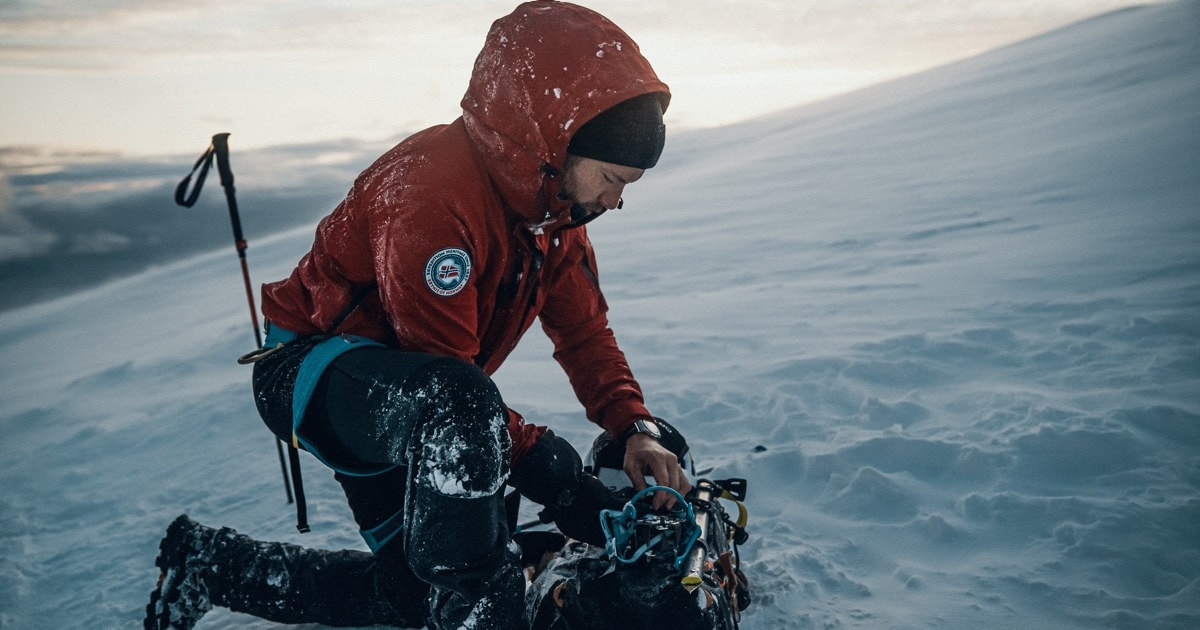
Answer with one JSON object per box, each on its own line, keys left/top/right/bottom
{"left": 475, "top": 240, "right": 545, "bottom": 369}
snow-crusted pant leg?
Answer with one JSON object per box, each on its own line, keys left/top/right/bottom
{"left": 256, "top": 346, "right": 527, "bottom": 627}
{"left": 313, "top": 352, "right": 528, "bottom": 628}
{"left": 177, "top": 518, "right": 427, "bottom": 627}
{"left": 400, "top": 359, "right": 527, "bottom": 629}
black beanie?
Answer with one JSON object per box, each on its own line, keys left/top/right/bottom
{"left": 568, "top": 93, "right": 666, "bottom": 169}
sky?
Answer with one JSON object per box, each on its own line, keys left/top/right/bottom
{"left": 0, "top": 0, "right": 1169, "bottom": 160}
{"left": 0, "top": 0, "right": 1176, "bottom": 311}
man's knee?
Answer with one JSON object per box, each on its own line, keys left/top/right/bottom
{"left": 411, "top": 357, "right": 511, "bottom": 497}
{"left": 401, "top": 357, "right": 513, "bottom": 596}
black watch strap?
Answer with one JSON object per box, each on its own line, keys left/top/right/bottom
{"left": 620, "top": 418, "right": 661, "bottom": 443}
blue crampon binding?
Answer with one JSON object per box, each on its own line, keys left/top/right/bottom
{"left": 599, "top": 486, "right": 702, "bottom": 570}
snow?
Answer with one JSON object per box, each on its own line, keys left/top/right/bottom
{"left": 2, "top": 2, "right": 1198, "bottom": 628}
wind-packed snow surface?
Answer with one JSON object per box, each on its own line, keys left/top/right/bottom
{"left": 2, "top": 2, "right": 1198, "bottom": 628}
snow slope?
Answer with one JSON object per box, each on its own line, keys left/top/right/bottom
{"left": 1, "top": 2, "right": 1198, "bottom": 628}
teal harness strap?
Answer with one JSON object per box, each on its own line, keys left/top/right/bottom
{"left": 289, "top": 333, "right": 396, "bottom": 477}
{"left": 360, "top": 509, "right": 407, "bottom": 554}
{"left": 265, "top": 322, "right": 386, "bottom": 451}
{"left": 262, "top": 322, "right": 298, "bottom": 347}
{"left": 270, "top": 326, "right": 409, "bottom": 547}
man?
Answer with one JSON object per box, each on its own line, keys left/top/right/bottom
{"left": 145, "top": 2, "right": 690, "bottom": 629}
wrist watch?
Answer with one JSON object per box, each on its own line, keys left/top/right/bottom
{"left": 621, "top": 418, "right": 661, "bottom": 443}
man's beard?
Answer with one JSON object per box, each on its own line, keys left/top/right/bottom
{"left": 568, "top": 199, "right": 621, "bottom": 227}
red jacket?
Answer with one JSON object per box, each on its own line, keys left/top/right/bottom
{"left": 260, "top": 1, "right": 670, "bottom": 464}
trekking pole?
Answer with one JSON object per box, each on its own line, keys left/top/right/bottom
{"left": 210, "top": 133, "right": 263, "bottom": 348}
{"left": 175, "top": 132, "right": 294, "bottom": 505}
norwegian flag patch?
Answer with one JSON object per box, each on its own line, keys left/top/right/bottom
{"left": 424, "top": 248, "right": 472, "bottom": 296}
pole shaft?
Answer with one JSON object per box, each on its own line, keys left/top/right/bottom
{"left": 210, "top": 133, "right": 261, "bottom": 347}
{"left": 205, "top": 133, "right": 290, "bottom": 502}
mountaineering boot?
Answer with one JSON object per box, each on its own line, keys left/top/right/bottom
{"left": 145, "top": 514, "right": 426, "bottom": 629}
{"left": 145, "top": 515, "right": 215, "bottom": 630}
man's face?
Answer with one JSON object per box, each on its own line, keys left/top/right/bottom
{"left": 560, "top": 154, "right": 645, "bottom": 224}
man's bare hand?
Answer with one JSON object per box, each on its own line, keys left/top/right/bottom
{"left": 622, "top": 433, "right": 692, "bottom": 509}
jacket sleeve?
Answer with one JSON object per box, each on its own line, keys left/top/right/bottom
{"left": 367, "top": 186, "right": 481, "bottom": 363}
{"left": 539, "top": 231, "right": 651, "bottom": 437}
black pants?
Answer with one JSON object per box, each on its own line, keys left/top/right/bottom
{"left": 252, "top": 340, "right": 525, "bottom": 628}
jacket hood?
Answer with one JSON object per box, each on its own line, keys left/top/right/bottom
{"left": 461, "top": 1, "right": 670, "bottom": 225}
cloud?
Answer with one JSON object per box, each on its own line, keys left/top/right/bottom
{"left": 0, "top": 0, "right": 482, "bottom": 72}
{"left": 0, "top": 167, "right": 59, "bottom": 262}
{"left": 67, "top": 230, "right": 132, "bottom": 255}
{"left": 0, "top": 138, "right": 383, "bottom": 311}
{"left": 0, "top": 215, "right": 59, "bottom": 263}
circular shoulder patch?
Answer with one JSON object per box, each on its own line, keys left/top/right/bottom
{"left": 424, "top": 248, "right": 472, "bottom": 296}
